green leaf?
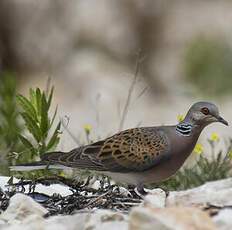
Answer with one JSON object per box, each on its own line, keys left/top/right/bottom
{"left": 29, "top": 88, "right": 37, "bottom": 108}
{"left": 19, "top": 135, "right": 37, "bottom": 156}
{"left": 49, "top": 137, "right": 60, "bottom": 151}
{"left": 50, "top": 105, "right": 58, "bottom": 128}
{"left": 36, "top": 88, "right": 42, "bottom": 117}
{"left": 17, "top": 95, "right": 37, "bottom": 120}
{"left": 40, "top": 93, "right": 49, "bottom": 138}
{"left": 21, "top": 112, "right": 41, "bottom": 142}
{"left": 48, "top": 86, "right": 54, "bottom": 109}
{"left": 46, "top": 121, "right": 61, "bottom": 151}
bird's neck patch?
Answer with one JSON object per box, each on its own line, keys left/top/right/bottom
{"left": 176, "top": 123, "right": 193, "bottom": 136}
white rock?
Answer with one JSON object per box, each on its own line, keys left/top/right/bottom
{"left": 167, "top": 178, "right": 232, "bottom": 207}
{"left": 44, "top": 214, "right": 87, "bottom": 230}
{"left": 129, "top": 206, "right": 216, "bottom": 230}
{"left": 142, "top": 188, "right": 166, "bottom": 208}
{"left": 85, "top": 209, "right": 128, "bottom": 230}
{"left": 34, "top": 183, "right": 73, "bottom": 197}
{"left": 3, "top": 215, "right": 44, "bottom": 230}
{"left": 0, "top": 193, "right": 48, "bottom": 224}
{"left": 0, "top": 176, "right": 72, "bottom": 197}
{"left": 0, "top": 176, "right": 12, "bottom": 190}
{"left": 1, "top": 210, "right": 127, "bottom": 230}
{"left": 90, "top": 180, "right": 102, "bottom": 190}
{"left": 2, "top": 213, "right": 87, "bottom": 230}
{"left": 213, "top": 209, "right": 232, "bottom": 230}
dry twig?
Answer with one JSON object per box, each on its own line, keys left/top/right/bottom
{"left": 118, "top": 50, "right": 145, "bottom": 131}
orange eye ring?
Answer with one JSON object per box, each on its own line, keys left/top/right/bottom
{"left": 201, "top": 107, "right": 209, "bottom": 115}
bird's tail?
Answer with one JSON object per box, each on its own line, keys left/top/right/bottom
{"left": 10, "top": 161, "right": 70, "bottom": 171}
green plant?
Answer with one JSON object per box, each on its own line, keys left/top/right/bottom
{"left": 16, "top": 87, "right": 61, "bottom": 163}
{"left": 0, "top": 72, "right": 23, "bottom": 174}
{"left": 184, "top": 36, "right": 232, "bottom": 96}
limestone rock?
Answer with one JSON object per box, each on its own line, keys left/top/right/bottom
{"left": 213, "top": 209, "right": 232, "bottom": 230}
{"left": 84, "top": 209, "right": 128, "bottom": 230}
{"left": 129, "top": 206, "right": 216, "bottom": 230}
{"left": 44, "top": 214, "right": 87, "bottom": 230}
{"left": 1, "top": 213, "right": 87, "bottom": 230}
{"left": 167, "top": 178, "right": 232, "bottom": 207}
{"left": 0, "top": 193, "right": 48, "bottom": 225}
{"left": 0, "top": 176, "right": 72, "bottom": 197}
{"left": 0, "top": 209, "right": 128, "bottom": 230}
{"left": 142, "top": 188, "right": 166, "bottom": 208}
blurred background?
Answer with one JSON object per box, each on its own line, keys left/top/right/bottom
{"left": 0, "top": 0, "right": 232, "bottom": 152}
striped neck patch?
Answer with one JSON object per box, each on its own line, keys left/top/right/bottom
{"left": 176, "top": 123, "right": 193, "bottom": 136}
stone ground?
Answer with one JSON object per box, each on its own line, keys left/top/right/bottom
{"left": 0, "top": 176, "right": 232, "bottom": 229}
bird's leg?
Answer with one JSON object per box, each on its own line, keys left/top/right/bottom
{"left": 161, "top": 187, "right": 169, "bottom": 197}
{"left": 135, "top": 183, "right": 148, "bottom": 197}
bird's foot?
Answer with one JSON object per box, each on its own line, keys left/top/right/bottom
{"left": 134, "top": 184, "right": 148, "bottom": 198}
{"left": 135, "top": 184, "right": 169, "bottom": 200}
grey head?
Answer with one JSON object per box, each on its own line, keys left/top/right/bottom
{"left": 182, "top": 101, "right": 228, "bottom": 128}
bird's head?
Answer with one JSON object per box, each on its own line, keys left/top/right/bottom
{"left": 184, "top": 101, "right": 228, "bottom": 127}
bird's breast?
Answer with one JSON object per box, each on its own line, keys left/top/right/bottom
{"left": 135, "top": 132, "right": 200, "bottom": 184}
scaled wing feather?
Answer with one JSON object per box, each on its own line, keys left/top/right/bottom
{"left": 41, "top": 127, "right": 170, "bottom": 172}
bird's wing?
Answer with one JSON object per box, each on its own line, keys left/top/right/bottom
{"left": 41, "top": 147, "right": 105, "bottom": 171}
{"left": 42, "top": 127, "right": 170, "bottom": 172}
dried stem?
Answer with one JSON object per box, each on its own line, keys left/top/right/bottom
{"left": 118, "top": 50, "right": 144, "bottom": 131}
{"left": 61, "top": 116, "right": 81, "bottom": 146}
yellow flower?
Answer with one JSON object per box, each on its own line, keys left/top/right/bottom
{"left": 59, "top": 171, "right": 65, "bottom": 177}
{"left": 228, "top": 151, "right": 232, "bottom": 159}
{"left": 210, "top": 132, "right": 220, "bottom": 142}
{"left": 177, "top": 114, "right": 185, "bottom": 123}
{"left": 84, "top": 124, "right": 92, "bottom": 135}
{"left": 194, "top": 143, "right": 204, "bottom": 155}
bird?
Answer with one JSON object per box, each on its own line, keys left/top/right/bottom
{"left": 11, "top": 101, "right": 228, "bottom": 195}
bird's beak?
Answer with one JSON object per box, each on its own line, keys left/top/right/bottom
{"left": 217, "top": 116, "right": 229, "bottom": 126}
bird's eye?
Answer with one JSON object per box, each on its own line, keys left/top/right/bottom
{"left": 201, "top": 107, "right": 209, "bottom": 115}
